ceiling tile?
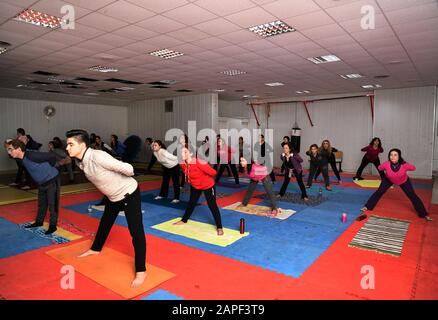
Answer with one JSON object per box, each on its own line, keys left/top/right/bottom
{"left": 167, "top": 27, "right": 210, "bottom": 42}
{"left": 194, "top": 0, "right": 256, "bottom": 16}
{"left": 125, "top": 0, "right": 189, "bottom": 13}
{"left": 262, "top": 0, "right": 320, "bottom": 19}
{"left": 135, "top": 15, "right": 186, "bottom": 33}
{"left": 162, "top": 3, "right": 218, "bottom": 25}
{"left": 193, "top": 18, "right": 242, "bottom": 36}
{"left": 112, "top": 25, "right": 158, "bottom": 41}
{"left": 98, "top": 0, "right": 156, "bottom": 23}
{"left": 77, "top": 12, "right": 129, "bottom": 32}
{"left": 225, "top": 6, "right": 277, "bottom": 28}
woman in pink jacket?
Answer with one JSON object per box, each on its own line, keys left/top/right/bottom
{"left": 362, "top": 148, "right": 432, "bottom": 221}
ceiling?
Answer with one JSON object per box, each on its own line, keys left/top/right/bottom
{"left": 0, "top": 0, "right": 437, "bottom": 102}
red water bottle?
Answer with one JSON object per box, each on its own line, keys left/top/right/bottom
{"left": 240, "top": 218, "right": 245, "bottom": 234}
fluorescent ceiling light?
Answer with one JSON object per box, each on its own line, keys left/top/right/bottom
{"left": 14, "top": 9, "right": 63, "bottom": 29}
{"left": 243, "top": 95, "right": 258, "bottom": 98}
{"left": 116, "top": 87, "right": 135, "bottom": 91}
{"left": 88, "top": 65, "right": 118, "bottom": 73}
{"left": 308, "top": 54, "right": 341, "bottom": 64}
{"left": 159, "top": 80, "right": 177, "bottom": 85}
{"left": 149, "top": 48, "right": 184, "bottom": 59}
{"left": 249, "top": 20, "right": 295, "bottom": 38}
{"left": 220, "top": 70, "right": 247, "bottom": 76}
{"left": 296, "top": 90, "right": 311, "bottom": 94}
{"left": 209, "top": 89, "right": 225, "bottom": 92}
{"left": 361, "top": 84, "right": 382, "bottom": 89}
{"left": 85, "top": 93, "right": 99, "bottom": 96}
{"left": 340, "top": 73, "right": 363, "bottom": 79}
{"left": 265, "top": 82, "right": 284, "bottom": 87}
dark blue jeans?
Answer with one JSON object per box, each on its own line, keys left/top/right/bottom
{"left": 365, "top": 178, "right": 428, "bottom": 217}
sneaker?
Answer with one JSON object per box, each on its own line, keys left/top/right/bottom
{"left": 25, "top": 222, "right": 43, "bottom": 228}
{"left": 326, "top": 186, "right": 332, "bottom": 191}
{"left": 45, "top": 226, "right": 57, "bottom": 235}
{"left": 154, "top": 196, "right": 163, "bottom": 200}
{"left": 20, "top": 185, "right": 31, "bottom": 190}
{"left": 91, "top": 205, "right": 105, "bottom": 211}
{"left": 8, "top": 182, "right": 19, "bottom": 186}
{"left": 171, "top": 199, "right": 180, "bottom": 204}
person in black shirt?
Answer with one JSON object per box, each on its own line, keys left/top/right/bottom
{"left": 306, "top": 144, "right": 331, "bottom": 191}
{"left": 314, "top": 140, "right": 341, "bottom": 183}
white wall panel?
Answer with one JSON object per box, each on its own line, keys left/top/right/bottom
{"left": 0, "top": 97, "right": 127, "bottom": 172}
{"left": 127, "top": 93, "right": 218, "bottom": 161}
{"left": 374, "top": 86, "right": 435, "bottom": 179}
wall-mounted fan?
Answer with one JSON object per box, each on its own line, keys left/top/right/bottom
{"left": 43, "top": 105, "right": 56, "bottom": 119}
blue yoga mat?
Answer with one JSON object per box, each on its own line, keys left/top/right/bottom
{"left": 66, "top": 187, "right": 374, "bottom": 278}
{"left": 0, "top": 218, "right": 54, "bottom": 258}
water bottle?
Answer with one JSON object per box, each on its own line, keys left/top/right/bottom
{"left": 342, "top": 212, "right": 347, "bottom": 223}
{"left": 240, "top": 218, "right": 245, "bottom": 234}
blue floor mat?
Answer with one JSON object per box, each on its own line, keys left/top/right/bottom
{"left": 65, "top": 186, "right": 373, "bottom": 278}
{"left": 19, "top": 222, "right": 71, "bottom": 244}
{"left": 0, "top": 218, "right": 54, "bottom": 258}
{"left": 141, "top": 289, "right": 183, "bottom": 300}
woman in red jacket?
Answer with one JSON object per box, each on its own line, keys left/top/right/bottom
{"left": 353, "top": 137, "right": 385, "bottom": 181}
{"left": 174, "top": 147, "right": 224, "bottom": 235}
{"left": 361, "top": 148, "right": 432, "bottom": 221}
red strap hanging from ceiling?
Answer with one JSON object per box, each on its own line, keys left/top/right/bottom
{"left": 303, "top": 101, "right": 314, "bottom": 127}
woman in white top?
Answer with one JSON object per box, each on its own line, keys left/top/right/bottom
{"left": 152, "top": 140, "right": 180, "bottom": 203}
{"left": 65, "top": 129, "right": 146, "bottom": 288}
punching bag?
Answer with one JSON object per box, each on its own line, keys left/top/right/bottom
{"left": 291, "top": 127, "right": 301, "bottom": 153}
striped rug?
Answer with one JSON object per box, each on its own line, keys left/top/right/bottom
{"left": 349, "top": 215, "right": 410, "bottom": 256}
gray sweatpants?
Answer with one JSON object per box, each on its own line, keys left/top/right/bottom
{"left": 242, "top": 177, "right": 277, "bottom": 210}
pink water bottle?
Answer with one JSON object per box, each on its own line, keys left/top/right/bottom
{"left": 342, "top": 212, "right": 347, "bottom": 223}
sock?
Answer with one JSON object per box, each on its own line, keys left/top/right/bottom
{"left": 25, "top": 222, "right": 43, "bottom": 228}
{"left": 45, "top": 226, "right": 57, "bottom": 235}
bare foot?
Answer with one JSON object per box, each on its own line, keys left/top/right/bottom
{"left": 78, "top": 249, "right": 100, "bottom": 258}
{"left": 217, "top": 228, "right": 224, "bottom": 236}
{"left": 173, "top": 220, "right": 186, "bottom": 225}
{"left": 131, "top": 271, "right": 147, "bottom": 288}
{"left": 303, "top": 197, "right": 309, "bottom": 202}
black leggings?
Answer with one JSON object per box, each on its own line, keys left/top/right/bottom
{"left": 365, "top": 178, "right": 428, "bottom": 217}
{"left": 159, "top": 165, "right": 180, "bottom": 199}
{"left": 182, "top": 186, "right": 223, "bottom": 229}
{"left": 91, "top": 188, "right": 146, "bottom": 272}
{"left": 315, "top": 157, "right": 341, "bottom": 181}
{"left": 279, "top": 170, "right": 307, "bottom": 199}
{"left": 215, "top": 163, "right": 239, "bottom": 184}
{"left": 307, "top": 163, "right": 330, "bottom": 187}
{"left": 355, "top": 156, "right": 385, "bottom": 179}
